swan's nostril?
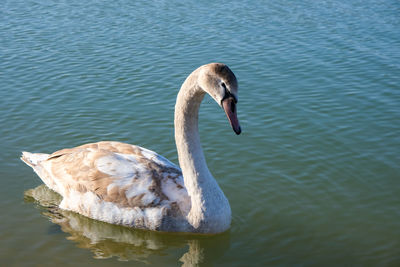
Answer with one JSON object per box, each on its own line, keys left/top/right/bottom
{"left": 230, "top": 101, "right": 235, "bottom": 113}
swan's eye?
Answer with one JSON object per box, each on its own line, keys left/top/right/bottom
{"left": 220, "top": 83, "right": 238, "bottom": 106}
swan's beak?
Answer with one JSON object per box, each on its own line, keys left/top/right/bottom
{"left": 222, "top": 97, "right": 241, "bottom": 135}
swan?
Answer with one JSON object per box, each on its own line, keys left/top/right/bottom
{"left": 21, "top": 63, "right": 241, "bottom": 234}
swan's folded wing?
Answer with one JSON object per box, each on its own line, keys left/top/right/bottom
{"left": 38, "top": 141, "right": 190, "bottom": 226}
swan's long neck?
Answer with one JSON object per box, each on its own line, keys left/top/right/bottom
{"left": 174, "top": 70, "right": 231, "bottom": 233}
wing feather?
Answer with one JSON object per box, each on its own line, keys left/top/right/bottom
{"left": 31, "top": 141, "right": 190, "bottom": 228}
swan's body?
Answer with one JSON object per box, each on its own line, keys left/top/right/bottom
{"left": 21, "top": 63, "right": 241, "bottom": 233}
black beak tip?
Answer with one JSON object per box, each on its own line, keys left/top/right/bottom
{"left": 234, "top": 126, "right": 242, "bottom": 135}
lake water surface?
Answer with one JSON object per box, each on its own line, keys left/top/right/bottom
{"left": 1, "top": 0, "right": 399, "bottom": 266}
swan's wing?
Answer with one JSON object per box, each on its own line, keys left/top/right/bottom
{"left": 24, "top": 141, "right": 190, "bottom": 229}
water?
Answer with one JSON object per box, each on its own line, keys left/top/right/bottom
{"left": 1, "top": 0, "right": 399, "bottom": 265}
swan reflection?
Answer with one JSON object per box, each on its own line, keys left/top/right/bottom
{"left": 24, "top": 185, "right": 230, "bottom": 265}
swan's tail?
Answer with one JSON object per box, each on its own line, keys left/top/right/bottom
{"left": 21, "top": 151, "right": 59, "bottom": 194}
{"left": 21, "top": 151, "right": 49, "bottom": 168}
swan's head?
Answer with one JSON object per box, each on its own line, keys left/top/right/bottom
{"left": 198, "top": 63, "right": 241, "bottom": 135}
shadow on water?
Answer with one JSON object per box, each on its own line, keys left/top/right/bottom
{"left": 24, "top": 185, "right": 230, "bottom": 265}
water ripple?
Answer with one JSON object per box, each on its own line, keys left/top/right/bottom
{"left": 1, "top": 0, "right": 399, "bottom": 265}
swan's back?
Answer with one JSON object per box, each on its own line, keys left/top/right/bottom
{"left": 21, "top": 141, "right": 191, "bottom": 231}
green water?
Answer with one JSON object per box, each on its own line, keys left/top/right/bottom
{"left": 1, "top": 0, "right": 399, "bottom": 266}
